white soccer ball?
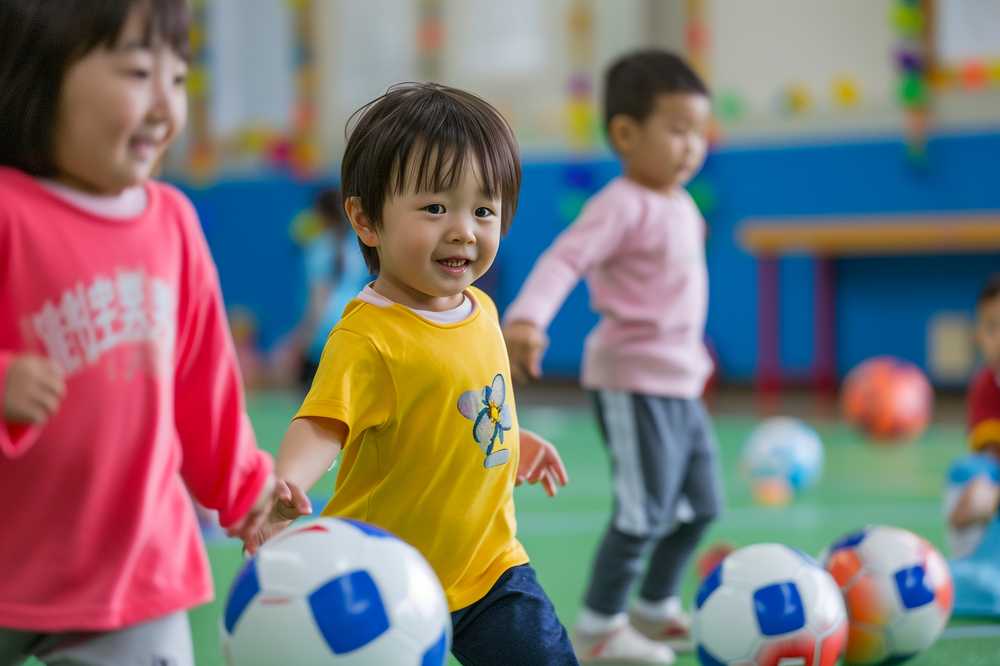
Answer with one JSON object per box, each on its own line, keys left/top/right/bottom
{"left": 693, "top": 543, "right": 847, "bottom": 665}
{"left": 221, "top": 517, "right": 451, "bottom": 665}
{"left": 821, "top": 525, "right": 953, "bottom": 664}
{"left": 742, "top": 417, "right": 824, "bottom": 493}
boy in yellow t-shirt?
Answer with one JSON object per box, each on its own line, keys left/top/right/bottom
{"left": 245, "top": 82, "right": 576, "bottom": 665}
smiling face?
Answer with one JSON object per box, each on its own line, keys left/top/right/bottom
{"left": 610, "top": 92, "right": 711, "bottom": 194}
{"left": 51, "top": 7, "right": 188, "bottom": 194}
{"left": 348, "top": 150, "right": 502, "bottom": 312}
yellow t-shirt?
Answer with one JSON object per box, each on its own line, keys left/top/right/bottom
{"left": 295, "top": 287, "right": 529, "bottom": 611}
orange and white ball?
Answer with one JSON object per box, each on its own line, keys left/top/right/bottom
{"left": 841, "top": 357, "right": 933, "bottom": 443}
{"left": 821, "top": 526, "right": 953, "bottom": 664}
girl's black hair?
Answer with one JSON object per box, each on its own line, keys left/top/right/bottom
{"left": 0, "top": 0, "right": 191, "bottom": 177}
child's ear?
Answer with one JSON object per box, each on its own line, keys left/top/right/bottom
{"left": 345, "top": 196, "right": 379, "bottom": 248}
{"left": 607, "top": 114, "right": 637, "bottom": 155}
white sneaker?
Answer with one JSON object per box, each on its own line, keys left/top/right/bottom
{"left": 573, "top": 622, "right": 676, "bottom": 665}
{"left": 629, "top": 606, "right": 694, "bottom": 652}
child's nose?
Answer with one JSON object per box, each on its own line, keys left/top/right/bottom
{"left": 148, "top": 65, "right": 179, "bottom": 121}
{"left": 448, "top": 215, "right": 477, "bottom": 244}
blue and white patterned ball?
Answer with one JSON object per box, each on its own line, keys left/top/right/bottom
{"left": 821, "top": 525, "right": 953, "bottom": 664}
{"left": 222, "top": 517, "right": 451, "bottom": 666}
{"left": 742, "top": 417, "right": 824, "bottom": 493}
{"left": 693, "top": 543, "right": 847, "bottom": 665}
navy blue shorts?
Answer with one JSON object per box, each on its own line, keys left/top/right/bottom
{"left": 451, "top": 564, "right": 578, "bottom": 665}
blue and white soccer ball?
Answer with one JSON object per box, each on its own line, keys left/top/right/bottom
{"left": 693, "top": 543, "right": 847, "bottom": 665}
{"left": 222, "top": 517, "right": 451, "bottom": 666}
{"left": 742, "top": 417, "right": 824, "bottom": 493}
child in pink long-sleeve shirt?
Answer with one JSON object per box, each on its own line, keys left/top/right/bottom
{"left": 504, "top": 50, "right": 721, "bottom": 665}
{"left": 0, "top": 1, "right": 307, "bottom": 663}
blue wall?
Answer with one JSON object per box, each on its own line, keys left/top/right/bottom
{"left": 697, "top": 130, "right": 1000, "bottom": 383}
{"left": 175, "top": 130, "right": 1000, "bottom": 384}
{"left": 177, "top": 176, "right": 329, "bottom": 348}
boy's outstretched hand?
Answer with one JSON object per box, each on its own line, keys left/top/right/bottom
{"left": 517, "top": 429, "right": 569, "bottom": 497}
{"left": 504, "top": 321, "right": 548, "bottom": 383}
{"left": 234, "top": 477, "right": 313, "bottom": 555}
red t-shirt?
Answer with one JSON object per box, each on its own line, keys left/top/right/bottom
{"left": 968, "top": 367, "right": 1000, "bottom": 451}
{"left": 0, "top": 167, "right": 271, "bottom": 631}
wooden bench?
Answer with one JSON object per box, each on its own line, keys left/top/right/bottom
{"left": 738, "top": 215, "right": 1000, "bottom": 393}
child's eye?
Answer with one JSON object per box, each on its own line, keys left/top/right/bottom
{"left": 475, "top": 207, "right": 496, "bottom": 218}
{"left": 423, "top": 204, "right": 446, "bottom": 215}
{"left": 128, "top": 69, "right": 151, "bottom": 79}
{"left": 174, "top": 72, "right": 188, "bottom": 86}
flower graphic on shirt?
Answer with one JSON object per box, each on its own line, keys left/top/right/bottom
{"left": 457, "top": 373, "right": 512, "bottom": 468}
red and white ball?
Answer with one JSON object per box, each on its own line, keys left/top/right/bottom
{"left": 841, "top": 357, "right": 932, "bottom": 443}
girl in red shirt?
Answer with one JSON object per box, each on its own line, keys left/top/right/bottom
{"left": 0, "top": 1, "right": 306, "bottom": 662}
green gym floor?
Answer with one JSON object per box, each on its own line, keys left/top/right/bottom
{"left": 81, "top": 388, "right": 1000, "bottom": 665}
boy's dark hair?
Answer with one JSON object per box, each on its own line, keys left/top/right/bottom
{"left": 603, "top": 49, "right": 709, "bottom": 135}
{"left": 978, "top": 274, "right": 1000, "bottom": 310}
{"left": 0, "top": 0, "right": 191, "bottom": 177}
{"left": 341, "top": 82, "right": 521, "bottom": 273}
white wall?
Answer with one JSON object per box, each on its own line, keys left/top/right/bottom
{"left": 710, "top": 0, "right": 896, "bottom": 118}
{"left": 706, "top": 0, "right": 1000, "bottom": 142}
{"left": 315, "top": 0, "right": 420, "bottom": 154}
{"left": 183, "top": 0, "right": 1000, "bottom": 171}
{"left": 314, "top": 0, "right": 654, "bottom": 156}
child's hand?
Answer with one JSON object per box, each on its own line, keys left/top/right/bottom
{"left": 234, "top": 478, "right": 313, "bottom": 554}
{"left": 517, "top": 430, "right": 569, "bottom": 497}
{"left": 949, "top": 475, "right": 1000, "bottom": 528}
{"left": 2, "top": 354, "right": 65, "bottom": 424}
{"left": 966, "top": 476, "right": 1000, "bottom": 521}
{"left": 503, "top": 321, "right": 547, "bottom": 383}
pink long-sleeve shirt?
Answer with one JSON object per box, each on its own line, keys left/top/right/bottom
{"left": 0, "top": 167, "right": 272, "bottom": 631}
{"left": 504, "top": 176, "right": 712, "bottom": 399}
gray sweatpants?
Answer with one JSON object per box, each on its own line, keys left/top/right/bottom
{"left": 584, "top": 391, "right": 723, "bottom": 616}
{"left": 0, "top": 611, "right": 193, "bottom": 666}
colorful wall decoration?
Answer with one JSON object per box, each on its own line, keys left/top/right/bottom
{"left": 685, "top": 0, "right": 710, "bottom": 82}
{"left": 892, "top": 0, "right": 931, "bottom": 163}
{"left": 185, "top": 0, "right": 216, "bottom": 181}
{"left": 417, "top": 0, "right": 445, "bottom": 82}
{"left": 565, "top": 0, "right": 599, "bottom": 151}
{"left": 285, "top": 0, "right": 322, "bottom": 178}
{"left": 929, "top": 0, "right": 1000, "bottom": 93}
{"left": 831, "top": 76, "right": 861, "bottom": 109}
{"left": 182, "top": 0, "right": 322, "bottom": 180}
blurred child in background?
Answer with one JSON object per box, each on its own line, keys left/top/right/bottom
{"left": 503, "top": 50, "right": 721, "bottom": 664}
{"left": 947, "top": 274, "right": 1000, "bottom": 616}
{"left": 288, "top": 187, "right": 370, "bottom": 392}
{"left": 246, "top": 83, "right": 574, "bottom": 665}
{"left": 0, "top": 1, "right": 300, "bottom": 663}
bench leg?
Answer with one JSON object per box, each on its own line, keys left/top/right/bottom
{"left": 756, "top": 255, "right": 781, "bottom": 395}
{"left": 813, "top": 256, "right": 837, "bottom": 397}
